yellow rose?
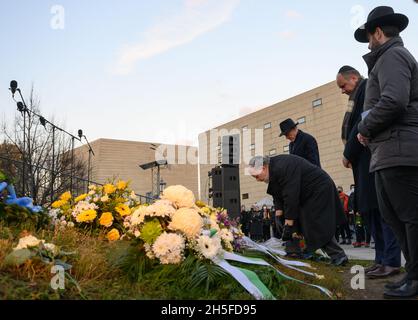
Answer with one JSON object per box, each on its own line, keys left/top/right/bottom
{"left": 51, "top": 199, "right": 66, "bottom": 208}
{"left": 116, "top": 180, "right": 127, "bottom": 190}
{"left": 59, "top": 191, "right": 72, "bottom": 202}
{"left": 76, "top": 209, "right": 97, "bottom": 223}
{"left": 99, "top": 212, "right": 114, "bottom": 227}
{"left": 75, "top": 193, "right": 88, "bottom": 202}
{"left": 107, "top": 228, "right": 120, "bottom": 241}
{"left": 115, "top": 204, "right": 131, "bottom": 217}
{"left": 103, "top": 184, "right": 116, "bottom": 194}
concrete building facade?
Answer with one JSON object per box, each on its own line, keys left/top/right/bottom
{"left": 198, "top": 80, "right": 353, "bottom": 209}
{"left": 74, "top": 138, "right": 199, "bottom": 199}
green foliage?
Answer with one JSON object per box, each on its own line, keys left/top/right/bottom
{"left": 4, "top": 248, "right": 35, "bottom": 266}
{"left": 0, "top": 203, "right": 50, "bottom": 231}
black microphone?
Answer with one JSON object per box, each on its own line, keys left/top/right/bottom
{"left": 78, "top": 129, "right": 83, "bottom": 139}
{"left": 10, "top": 80, "right": 18, "bottom": 96}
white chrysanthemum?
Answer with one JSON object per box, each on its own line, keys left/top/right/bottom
{"left": 152, "top": 232, "right": 185, "bottom": 264}
{"left": 146, "top": 200, "right": 176, "bottom": 218}
{"left": 169, "top": 208, "right": 203, "bottom": 238}
{"left": 14, "top": 235, "right": 44, "bottom": 251}
{"left": 196, "top": 235, "right": 222, "bottom": 260}
{"left": 100, "top": 195, "right": 109, "bottom": 202}
{"left": 219, "top": 229, "right": 234, "bottom": 243}
{"left": 161, "top": 185, "right": 195, "bottom": 208}
{"left": 131, "top": 206, "right": 148, "bottom": 225}
{"left": 134, "top": 230, "right": 141, "bottom": 238}
{"left": 71, "top": 201, "right": 98, "bottom": 218}
{"left": 88, "top": 190, "right": 96, "bottom": 195}
{"left": 44, "top": 243, "right": 59, "bottom": 256}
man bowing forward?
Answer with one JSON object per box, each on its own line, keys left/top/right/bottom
{"left": 248, "top": 155, "right": 348, "bottom": 266}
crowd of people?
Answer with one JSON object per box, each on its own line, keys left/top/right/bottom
{"left": 245, "top": 6, "right": 418, "bottom": 299}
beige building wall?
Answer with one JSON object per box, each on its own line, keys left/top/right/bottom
{"left": 199, "top": 80, "right": 353, "bottom": 208}
{"left": 74, "top": 138, "right": 198, "bottom": 199}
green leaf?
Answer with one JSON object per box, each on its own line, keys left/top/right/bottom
{"left": 4, "top": 249, "right": 35, "bottom": 266}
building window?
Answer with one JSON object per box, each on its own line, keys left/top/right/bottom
{"left": 249, "top": 144, "right": 255, "bottom": 150}
{"left": 242, "top": 193, "right": 249, "bottom": 200}
{"left": 297, "top": 116, "right": 306, "bottom": 124}
{"left": 264, "top": 122, "right": 271, "bottom": 129}
{"left": 312, "top": 98, "right": 322, "bottom": 108}
{"left": 242, "top": 125, "right": 248, "bottom": 131}
{"left": 283, "top": 145, "right": 289, "bottom": 153}
{"left": 269, "top": 149, "right": 276, "bottom": 156}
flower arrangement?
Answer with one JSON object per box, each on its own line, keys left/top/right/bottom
{"left": 123, "top": 185, "right": 244, "bottom": 265}
{"left": 48, "top": 180, "right": 140, "bottom": 239}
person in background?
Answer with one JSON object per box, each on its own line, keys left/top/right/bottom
{"left": 262, "top": 205, "right": 271, "bottom": 241}
{"left": 249, "top": 205, "right": 263, "bottom": 242}
{"left": 336, "top": 186, "right": 352, "bottom": 245}
{"left": 240, "top": 205, "right": 250, "bottom": 236}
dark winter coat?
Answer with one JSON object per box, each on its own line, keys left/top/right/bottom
{"left": 266, "top": 155, "right": 346, "bottom": 251}
{"left": 358, "top": 36, "right": 418, "bottom": 172}
{"left": 343, "top": 79, "right": 379, "bottom": 213}
{"left": 289, "top": 130, "right": 321, "bottom": 167}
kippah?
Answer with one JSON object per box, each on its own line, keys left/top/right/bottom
{"left": 338, "top": 65, "right": 356, "bottom": 74}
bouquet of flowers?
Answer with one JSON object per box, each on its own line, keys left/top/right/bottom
{"left": 123, "top": 185, "right": 244, "bottom": 265}
{"left": 48, "top": 180, "right": 140, "bottom": 240}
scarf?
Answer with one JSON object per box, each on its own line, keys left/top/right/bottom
{"left": 341, "top": 78, "right": 365, "bottom": 144}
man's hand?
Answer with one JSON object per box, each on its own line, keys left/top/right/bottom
{"left": 284, "top": 219, "right": 294, "bottom": 226}
{"left": 357, "top": 133, "right": 369, "bottom": 146}
{"left": 342, "top": 156, "right": 352, "bottom": 169}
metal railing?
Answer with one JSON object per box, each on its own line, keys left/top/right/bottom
{"left": 0, "top": 155, "right": 153, "bottom": 205}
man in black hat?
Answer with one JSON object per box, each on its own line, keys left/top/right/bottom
{"left": 248, "top": 155, "right": 348, "bottom": 266}
{"left": 279, "top": 118, "right": 321, "bottom": 167}
{"left": 355, "top": 6, "right": 418, "bottom": 298}
{"left": 336, "top": 65, "right": 401, "bottom": 279}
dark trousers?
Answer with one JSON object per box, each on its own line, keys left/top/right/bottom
{"left": 376, "top": 166, "right": 418, "bottom": 280}
{"left": 369, "top": 207, "right": 401, "bottom": 267}
{"left": 322, "top": 237, "right": 347, "bottom": 260}
{"left": 337, "top": 221, "right": 352, "bottom": 241}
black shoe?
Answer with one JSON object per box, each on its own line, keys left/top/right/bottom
{"left": 384, "top": 280, "right": 418, "bottom": 299}
{"left": 331, "top": 255, "right": 349, "bottom": 266}
{"left": 385, "top": 274, "right": 408, "bottom": 290}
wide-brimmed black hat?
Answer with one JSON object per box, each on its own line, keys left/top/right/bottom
{"left": 279, "top": 118, "right": 298, "bottom": 137}
{"left": 354, "top": 6, "right": 409, "bottom": 43}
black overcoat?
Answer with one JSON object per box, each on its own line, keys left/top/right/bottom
{"left": 289, "top": 130, "right": 321, "bottom": 167}
{"left": 266, "top": 155, "right": 345, "bottom": 251}
{"left": 343, "top": 79, "right": 379, "bottom": 213}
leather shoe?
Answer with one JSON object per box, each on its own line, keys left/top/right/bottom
{"left": 365, "top": 263, "right": 382, "bottom": 274}
{"left": 330, "top": 255, "right": 348, "bottom": 266}
{"left": 367, "top": 265, "right": 400, "bottom": 279}
{"left": 385, "top": 274, "right": 408, "bottom": 290}
{"left": 384, "top": 280, "right": 418, "bottom": 299}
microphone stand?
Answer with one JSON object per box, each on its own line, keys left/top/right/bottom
{"left": 16, "top": 89, "right": 30, "bottom": 196}
{"left": 82, "top": 135, "right": 95, "bottom": 192}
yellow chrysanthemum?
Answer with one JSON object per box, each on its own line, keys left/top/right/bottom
{"left": 76, "top": 209, "right": 97, "bottom": 223}
{"left": 99, "top": 212, "right": 114, "bottom": 227}
{"left": 116, "top": 180, "right": 127, "bottom": 190}
{"left": 59, "top": 191, "right": 72, "bottom": 202}
{"left": 115, "top": 204, "right": 131, "bottom": 217}
{"left": 75, "top": 193, "right": 88, "bottom": 202}
{"left": 103, "top": 184, "right": 116, "bottom": 194}
{"left": 107, "top": 228, "right": 120, "bottom": 241}
{"left": 51, "top": 199, "right": 67, "bottom": 208}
